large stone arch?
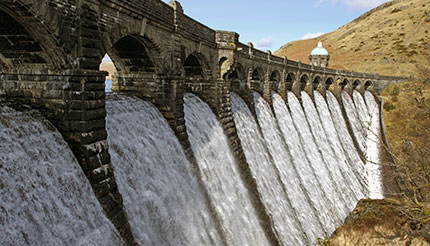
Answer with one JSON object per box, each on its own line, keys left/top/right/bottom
{"left": 0, "top": 4, "right": 69, "bottom": 71}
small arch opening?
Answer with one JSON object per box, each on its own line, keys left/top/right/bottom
{"left": 251, "top": 68, "right": 261, "bottom": 81}
{"left": 285, "top": 73, "right": 295, "bottom": 91}
{"left": 325, "top": 77, "right": 334, "bottom": 90}
{"left": 300, "top": 74, "right": 309, "bottom": 90}
{"left": 184, "top": 54, "right": 203, "bottom": 77}
{"left": 100, "top": 54, "right": 117, "bottom": 92}
{"left": 340, "top": 79, "right": 348, "bottom": 90}
{"left": 365, "top": 80, "right": 372, "bottom": 89}
{"left": 352, "top": 80, "right": 361, "bottom": 90}
{"left": 313, "top": 76, "right": 322, "bottom": 90}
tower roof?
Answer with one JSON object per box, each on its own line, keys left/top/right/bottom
{"left": 310, "top": 42, "right": 329, "bottom": 56}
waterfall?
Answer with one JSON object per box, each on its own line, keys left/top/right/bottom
{"left": 183, "top": 93, "right": 270, "bottom": 246}
{"left": 364, "top": 91, "right": 384, "bottom": 199}
{"left": 312, "top": 91, "right": 366, "bottom": 210}
{"left": 231, "top": 92, "right": 304, "bottom": 245}
{"left": 286, "top": 91, "right": 341, "bottom": 233}
{"left": 254, "top": 92, "right": 324, "bottom": 243}
{"left": 325, "top": 92, "right": 369, "bottom": 195}
{"left": 342, "top": 91, "right": 367, "bottom": 152}
{"left": 0, "top": 104, "right": 123, "bottom": 246}
{"left": 106, "top": 94, "right": 222, "bottom": 246}
{"left": 343, "top": 91, "right": 384, "bottom": 199}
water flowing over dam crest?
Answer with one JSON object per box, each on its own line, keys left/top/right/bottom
{"left": 0, "top": 0, "right": 401, "bottom": 245}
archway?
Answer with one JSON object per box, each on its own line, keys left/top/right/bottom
{"left": 300, "top": 74, "right": 309, "bottom": 90}
{"left": 313, "top": 76, "right": 322, "bottom": 90}
{"left": 352, "top": 80, "right": 361, "bottom": 90}
{"left": 101, "top": 35, "right": 159, "bottom": 93}
{"left": 184, "top": 54, "right": 203, "bottom": 77}
{"left": 285, "top": 73, "right": 295, "bottom": 91}
{"left": 270, "top": 70, "right": 281, "bottom": 90}
{"left": 340, "top": 78, "right": 349, "bottom": 90}
{"left": 325, "top": 77, "right": 334, "bottom": 90}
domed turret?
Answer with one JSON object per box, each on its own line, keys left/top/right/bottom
{"left": 309, "top": 41, "right": 330, "bottom": 67}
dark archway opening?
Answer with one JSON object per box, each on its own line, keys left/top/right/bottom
{"left": 325, "top": 77, "right": 334, "bottom": 90}
{"left": 251, "top": 68, "right": 261, "bottom": 81}
{"left": 300, "top": 74, "right": 309, "bottom": 90}
{"left": 340, "top": 79, "right": 348, "bottom": 90}
{"left": 285, "top": 73, "right": 295, "bottom": 91}
{"left": 365, "top": 80, "right": 372, "bottom": 90}
{"left": 111, "top": 36, "right": 155, "bottom": 73}
{"left": 313, "top": 76, "right": 322, "bottom": 90}
{"left": 0, "top": 9, "right": 48, "bottom": 69}
{"left": 352, "top": 80, "right": 361, "bottom": 90}
{"left": 184, "top": 54, "right": 203, "bottom": 77}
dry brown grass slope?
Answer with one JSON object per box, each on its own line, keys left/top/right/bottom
{"left": 275, "top": 0, "right": 430, "bottom": 77}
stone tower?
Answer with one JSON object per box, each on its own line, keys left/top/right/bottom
{"left": 309, "top": 41, "right": 330, "bottom": 67}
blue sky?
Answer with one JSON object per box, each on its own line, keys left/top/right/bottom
{"left": 162, "top": 0, "right": 390, "bottom": 51}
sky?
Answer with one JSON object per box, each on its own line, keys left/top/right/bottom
{"left": 161, "top": 0, "right": 390, "bottom": 51}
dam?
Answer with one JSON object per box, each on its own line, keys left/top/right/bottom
{"left": 0, "top": 0, "right": 404, "bottom": 245}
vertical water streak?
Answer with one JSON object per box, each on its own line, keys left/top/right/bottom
{"left": 253, "top": 92, "right": 322, "bottom": 243}
{"left": 300, "top": 91, "right": 350, "bottom": 219}
{"left": 313, "top": 91, "right": 365, "bottom": 210}
{"left": 342, "top": 91, "right": 367, "bottom": 153}
{"left": 183, "top": 93, "right": 270, "bottom": 246}
{"left": 286, "top": 91, "right": 340, "bottom": 233}
{"left": 325, "top": 92, "right": 369, "bottom": 195}
{"left": 364, "top": 91, "right": 384, "bottom": 199}
{"left": 106, "top": 95, "right": 222, "bottom": 246}
{"left": 231, "top": 92, "right": 304, "bottom": 245}
{"left": 0, "top": 105, "right": 123, "bottom": 246}
{"left": 271, "top": 92, "right": 328, "bottom": 241}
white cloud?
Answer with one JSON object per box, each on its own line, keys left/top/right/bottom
{"left": 102, "top": 54, "right": 112, "bottom": 62}
{"left": 302, "top": 32, "right": 325, "bottom": 40}
{"left": 317, "top": 0, "right": 390, "bottom": 9}
{"left": 255, "top": 37, "right": 273, "bottom": 51}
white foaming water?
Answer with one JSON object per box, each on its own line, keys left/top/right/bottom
{"left": 343, "top": 91, "right": 384, "bottom": 199}
{"left": 286, "top": 92, "right": 340, "bottom": 233}
{"left": 106, "top": 95, "right": 222, "bottom": 246}
{"left": 271, "top": 93, "right": 328, "bottom": 241}
{"left": 313, "top": 91, "right": 365, "bottom": 210}
{"left": 364, "top": 91, "right": 384, "bottom": 199}
{"left": 325, "top": 92, "right": 369, "bottom": 195}
{"left": 0, "top": 105, "right": 123, "bottom": 246}
{"left": 231, "top": 92, "right": 304, "bottom": 245}
{"left": 342, "top": 91, "right": 367, "bottom": 153}
{"left": 183, "top": 93, "right": 270, "bottom": 246}
{"left": 301, "top": 91, "right": 350, "bottom": 218}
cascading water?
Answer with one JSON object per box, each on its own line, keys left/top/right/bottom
{"left": 325, "top": 91, "right": 369, "bottom": 195}
{"left": 364, "top": 91, "right": 384, "bottom": 199}
{"left": 231, "top": 92, "right": 304, "bottom": 245}
{"left": 286, "top": 91, "right": 340, "bottom": 233}
{"left": 0, "top": 104, "right": 123, "bottom": 246}
{"left": 106, "top": 94, "right": 222, "bottom": 246}
{"left": 312, "top": 92, "right": 367, "bottom": 210}
{"left": 343, "top": 91, "right": 384, "bottom": 199}
{"left": 301, "top": 91, "right": 351, "bottom": 218}
{"left": 254, "top": 92, "right": 324, "bottom": 243}
{"left": 342, "top": 91, "right": 367, "bottom": 152}
{"left": 183, "top": 93, "right": 270, "bottom": 246}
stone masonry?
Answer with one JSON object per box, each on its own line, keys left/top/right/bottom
{"left": 0, "top": 0, "right": 407, "bottom": 245}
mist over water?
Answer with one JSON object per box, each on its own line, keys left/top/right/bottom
{"left": 0, "top": 105, "right": 123, "bottom": 246}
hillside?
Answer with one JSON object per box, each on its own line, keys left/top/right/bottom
{"left": 275, "top": 0, "right": 430, "bottom": 77}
